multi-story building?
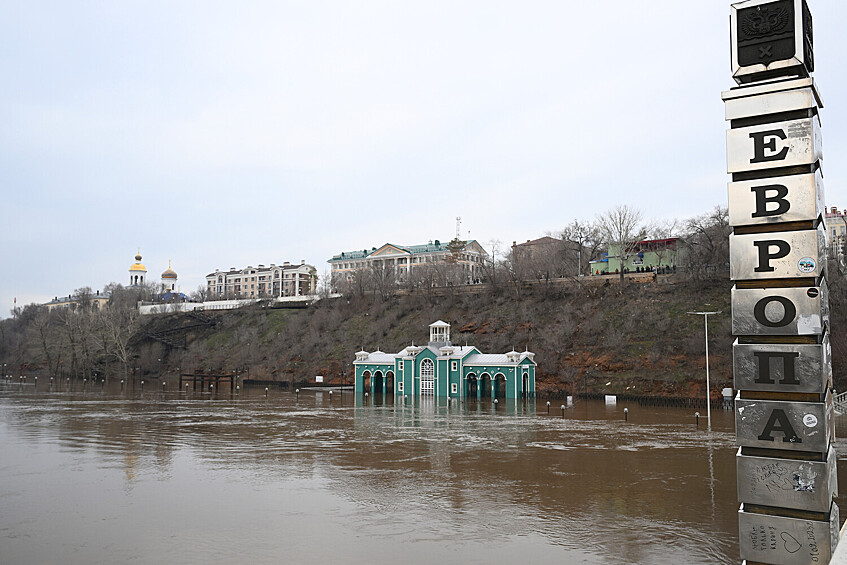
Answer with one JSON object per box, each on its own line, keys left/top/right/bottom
{"left": 329, "top": 239, "right": 488, "bottom": 286}
{"left": 205, "top": 261, "right": 317, "bottom": 299}
{"left": 591, "top": 238, "right": 684, "bottom": 275}
{"left": 824, "top": 206, "right": 847, "bottom": 257}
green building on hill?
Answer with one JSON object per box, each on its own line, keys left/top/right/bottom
{"left": 590, "top": 237, "right": 684, "bottom": 275}
{"left": 353, "top": 320, "right": 536, "bottom": 399}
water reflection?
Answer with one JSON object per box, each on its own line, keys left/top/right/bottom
{"left": 3, "top": 380, "right": 843, "bottom": 564}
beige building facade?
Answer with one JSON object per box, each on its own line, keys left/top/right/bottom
{"left": 329, "top": 239, "right": 488, "bottom": 287}
{"left": 825, "top": 206, "right": 847, "bottom": 257}
{"left": 45, "top": 291, "right": 110, "bottom": 312}
{"left": 206, "top": 261, "right": 317, "bottom": 299}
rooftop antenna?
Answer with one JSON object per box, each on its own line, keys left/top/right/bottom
{"left": 456, "top": 216, "right": 462, "bottom": 239}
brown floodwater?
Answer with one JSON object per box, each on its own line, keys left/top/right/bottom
{"left": 1, "top": 379, "right": 846, "bottom": 564}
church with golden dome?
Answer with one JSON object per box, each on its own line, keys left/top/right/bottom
{"left": 128, "top": 251, "right": 180, "bottom": 293}
{"left": 129, "top": 251, "right": 147, "bottom": 286}
{"left": 161, "top": 261, "right": 178, "bottom": 291}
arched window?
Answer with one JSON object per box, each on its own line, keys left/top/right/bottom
{"left": 420, "top": 358, "right": 435, "bottom": 395}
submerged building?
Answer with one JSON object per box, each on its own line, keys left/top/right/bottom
{"left": 353, "top": 321, "right": 536, "bottom": 399}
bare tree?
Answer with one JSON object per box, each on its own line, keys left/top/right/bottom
{"left": 596, "top": 205, "right": 648, "bottom": 285}
{"left": 369, "top": 261, "right": 396, "bottom": 302}
{"left": 561, "top": 220, "right": 603, "bottom": 276}
{"left": 317, "top": 270, "right": 334, "bottom": 300}
{"left": 683, "top": 206, "right": 730, "bottom": 280}
{"left": 28, "top": 307, "right": 62, "bottom": 377}
{"left": 478, "top": 239, "right": 506, "bottom": 290}
{"left": 100, "top": 288, "right": 141, "bottom": 378}
{"left": 408, "top": 262, "right": 439, "bottom": 303}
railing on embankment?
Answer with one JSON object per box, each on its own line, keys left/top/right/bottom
{"left": 537, "top": 391, "right": 733, "bottom": 410}
{"left": 834, "top": 390, "right": 847, "bottom": 416}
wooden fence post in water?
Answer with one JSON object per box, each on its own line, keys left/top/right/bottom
{"left": 724, "top": 1, "right": 839, "bottom": 562}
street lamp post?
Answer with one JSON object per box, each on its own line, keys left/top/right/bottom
{"left": 687, "top": 310, "right": 721, "bottom": 430}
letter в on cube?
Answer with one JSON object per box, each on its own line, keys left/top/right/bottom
{"left": 728, "top": 170, "right": 823, "bottom": 227}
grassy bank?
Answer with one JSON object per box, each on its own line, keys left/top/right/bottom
{"left": 134, "top": 277, "right": 746, "bottom": 398}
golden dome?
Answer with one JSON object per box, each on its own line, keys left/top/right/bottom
{"left": 162, "top": 269, "right": 177, "bottom": 280}
{"left": 161, "top": 260, "right": 177, "bottom": 279}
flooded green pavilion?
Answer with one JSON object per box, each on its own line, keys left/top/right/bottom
{"left": 353, "top": 321, "right": 536, "bottom": 399}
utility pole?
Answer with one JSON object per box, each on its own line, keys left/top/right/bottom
{"left": 687, "top": 311, "right": 720, "bottom": 430}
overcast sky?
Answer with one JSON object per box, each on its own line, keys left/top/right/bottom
{"left": 2, "top": 1, "right": 846, "bottom": 315}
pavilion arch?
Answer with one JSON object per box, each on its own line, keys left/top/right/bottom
{"left": 480, "top": 372, "right": 492, "bottom": 399}
{"left": 362, "top": 370, "right": 372, "bottom": 393}
{"left": 373, "top": 370, "right": 384, "bottom": 394}
{"left": 494, "top": 373, "right": 507, "bottom": 399}
{"left": 466, "top": 372, "right": 478, "bottom": 399}
{"left": 384, "top": 371, "right": 394, "bottom": 394}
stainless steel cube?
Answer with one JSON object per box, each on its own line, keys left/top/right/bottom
{"left": 727, "top": 116, "right": 822, "bottom": 174}
{"left": 733, "top": 336, "right": 831, "bottom": 394}
{"left": 724, "top": 82, "right": 821, "bottom": 121}
{"left": 736, "top": 445, "right": 837, "bottom": 512}
{"left": 735, "top": 390, "right": 832, "bottom": 452}
{"left": 730, "top": 226, "right": 826, "bottom": 280}
{"left": 732, "top": 282, "right": 828, "bottom": 336}
{"left": 728, "top": 170, "right": 823, "bottom": 227}
{"left": 738, "top": 502, "right": 839, "bottom": 564}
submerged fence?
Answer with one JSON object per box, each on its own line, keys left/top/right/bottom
{"left": 536, "top": 390, "right": 732, "bottom": 410}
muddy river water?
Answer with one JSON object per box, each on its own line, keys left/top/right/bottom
{"left": 3, "top": 380, "right": 847, "bottom": 564}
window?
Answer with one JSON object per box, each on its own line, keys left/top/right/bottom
{"left": 451, "top": 361, "right": 457, "bottom": 371}
{"left": 398, "top": 381, "right": 404, "bottom": 392}
{"left": 398, "top": 363, "right": 403, "bottom": 373}
{"left": 420, "top": 359, "right": 435, "bottom": 395}
{"left": 451, "top": 383, "right": 457, "bottom": 394}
